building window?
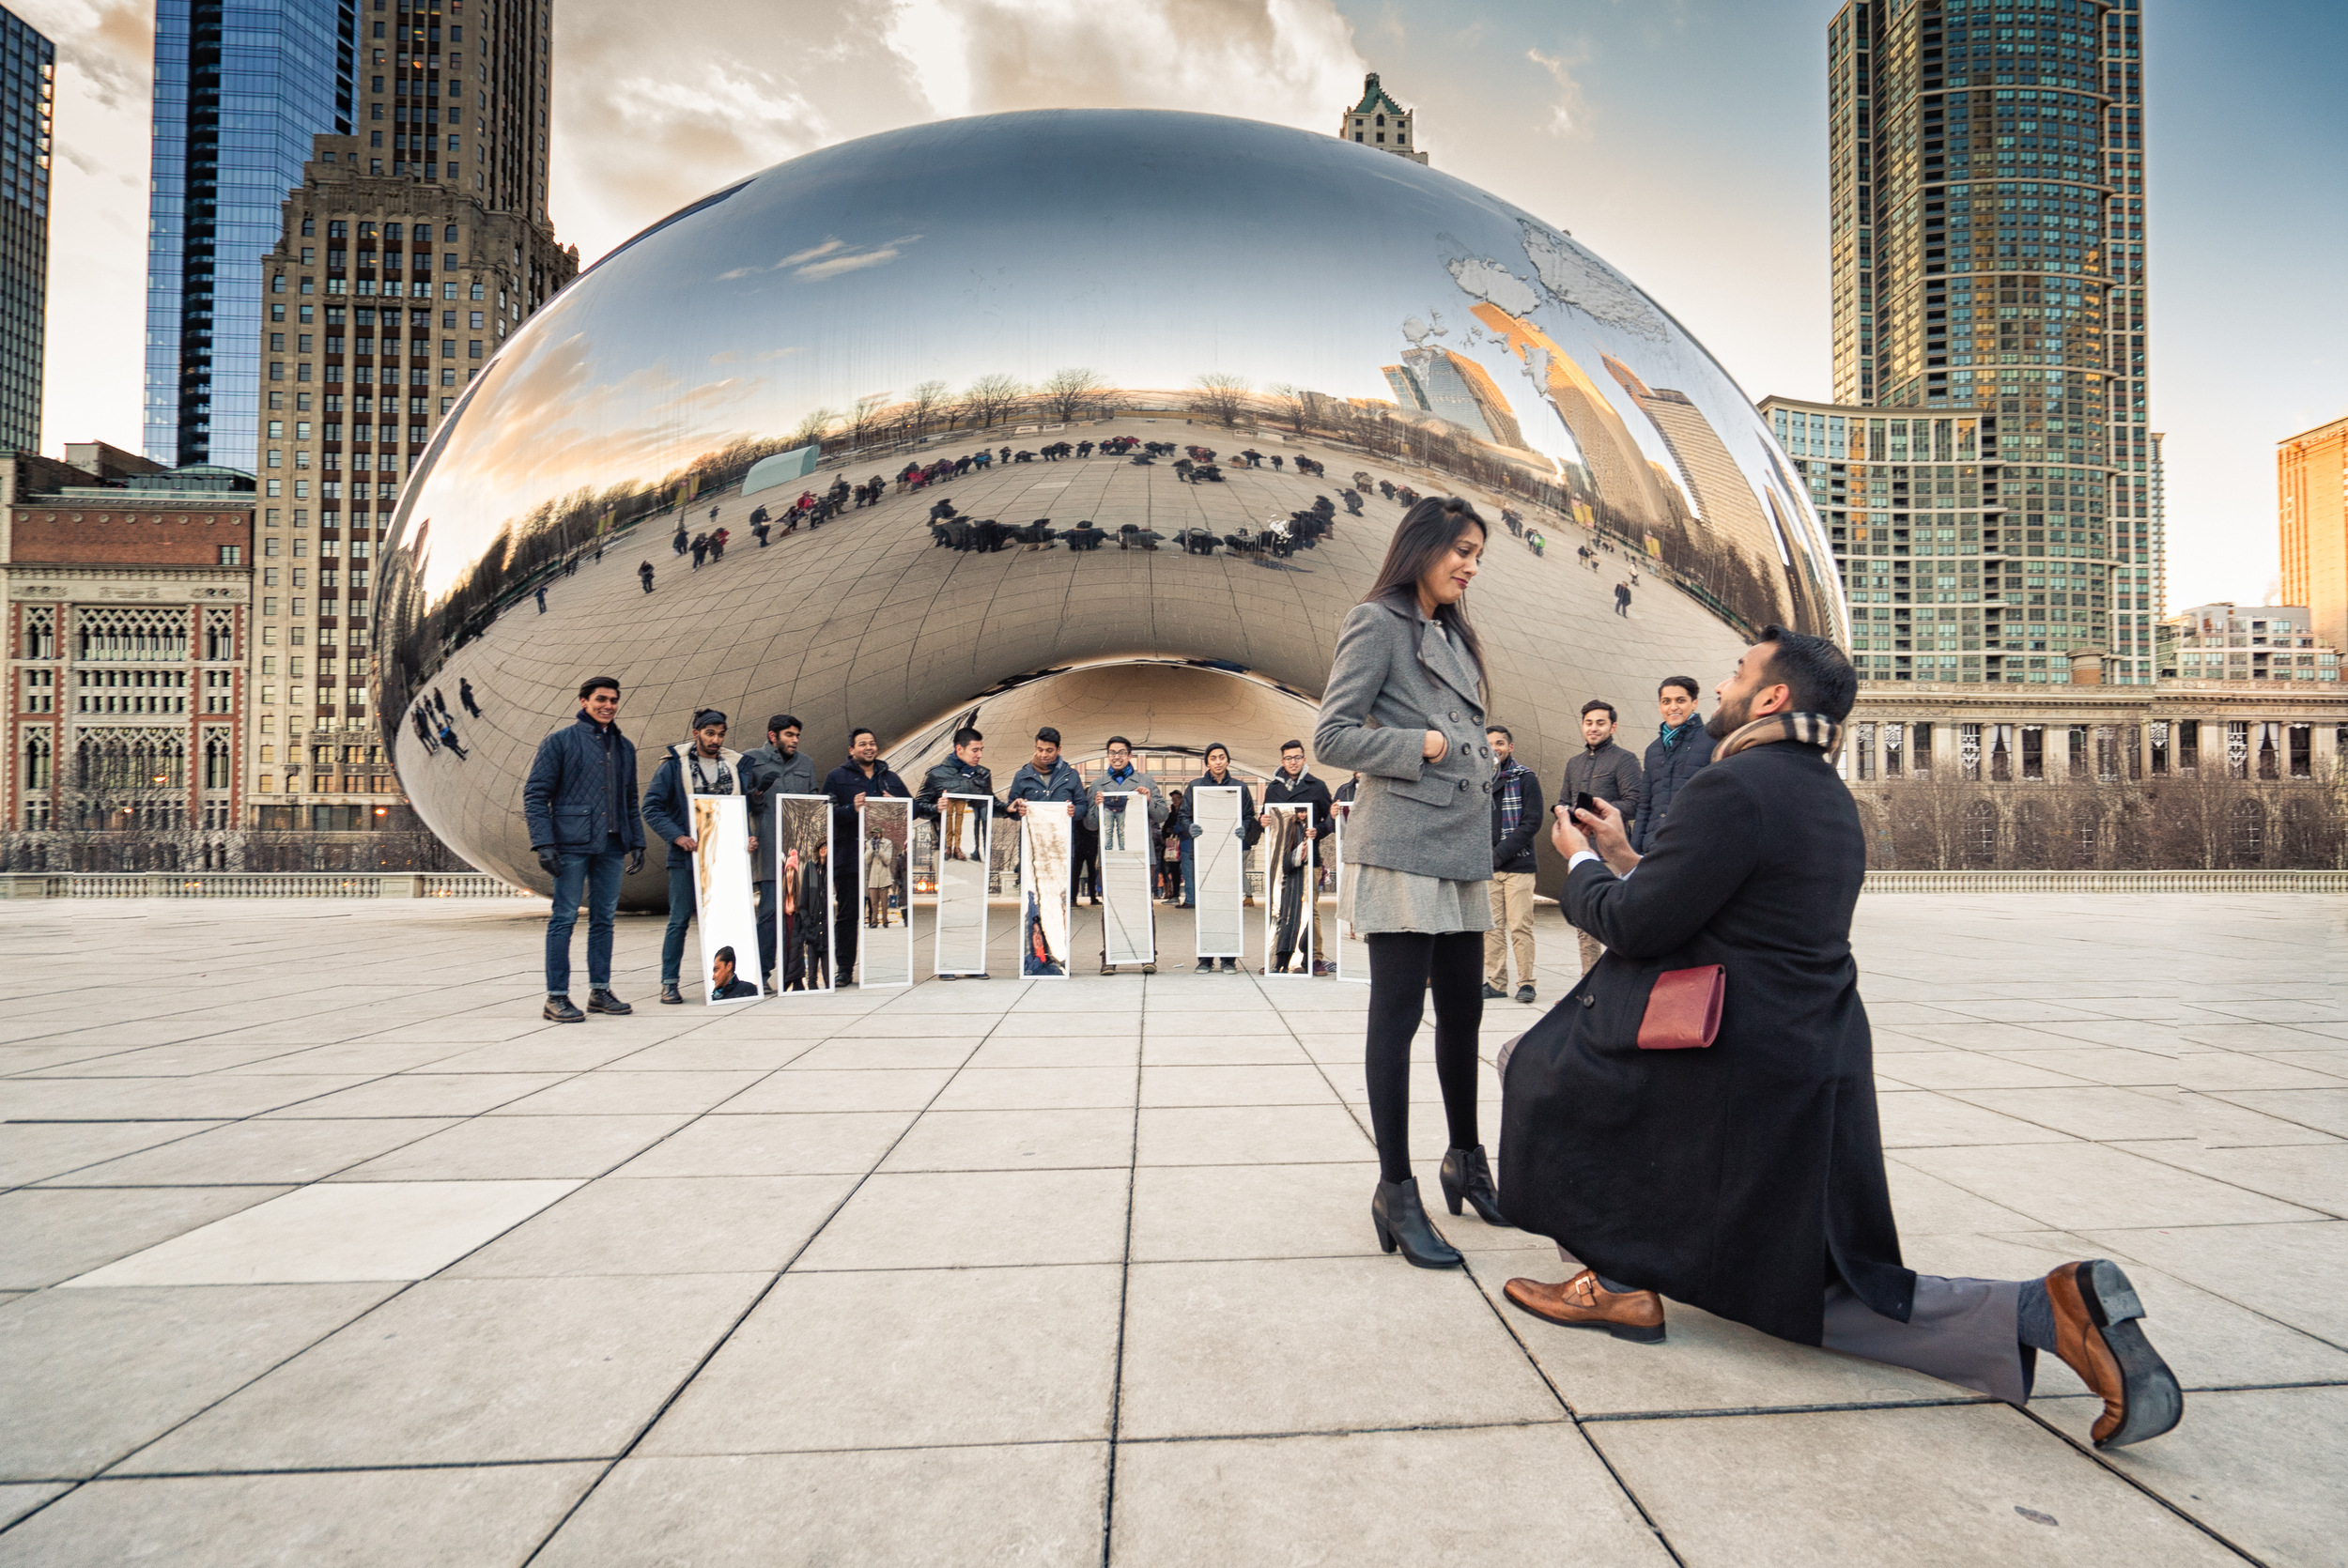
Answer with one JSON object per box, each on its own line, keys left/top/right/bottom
{"left": 2227, "top": 720, "right": 2249, "bottom": 779}
{"left": 2229, "top": 799, "right": 2265, "bottom": 862}
{"left": 2289, "top": 724, "right": 2312, "bottom": 779}
{"left": 1882, "top": 723, "right": 1903, "bottom": 777}
{"left": 1959, "top": 723, "right": 1981, "bottom": 781}
{"left": 1854, "top": 723, "right": 1876, "bottom": 780}
{"left": 219, "top": 546, "right": 242, "bottom": 565}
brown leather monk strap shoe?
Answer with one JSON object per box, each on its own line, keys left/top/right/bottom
{"left": 2045, "top": 1259, "right": 2182, "bottom": 1449}
{"left": 1503, "top": 1268, "right": 1665, "bottom": 1343}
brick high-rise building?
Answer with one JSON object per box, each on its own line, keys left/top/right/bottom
{"left": 1815, "top": 0, "right": 2156, "bottom": 685}
{"left": 243, "top": 137, "right": 573, "bottom": 821}
{"left": 2278, "top": 414, "right": 2348, "bottom": 660}
{"left": 0, "top": 9, "right": 52, "bottom": 457}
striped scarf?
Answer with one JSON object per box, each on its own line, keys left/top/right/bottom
{"left": 1716, "top": 711, "right": 1844, "bottom": 761}
{"left": 1493, "top": 758, "right": 1531, "bottom": 838}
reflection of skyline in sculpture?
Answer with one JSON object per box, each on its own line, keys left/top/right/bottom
{"left": 1382, "top": 349, "right": 1526, "bottom": 450}
{"left": 1469, "top": 302, "right": 1672, "bottom": 531}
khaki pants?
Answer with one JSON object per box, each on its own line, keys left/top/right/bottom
{"left": 1484, "top": 870, "right": 1537, "bottom": 990}
{"left": 1577, "top": 927, "right": 1603, "bottom": 976}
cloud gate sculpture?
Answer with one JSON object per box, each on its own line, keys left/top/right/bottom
{"left": 376, "top": 109, "right": 1846, "bottom": 901}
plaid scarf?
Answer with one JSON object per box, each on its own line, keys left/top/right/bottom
{"left": 1658, "top": 715, "right": 1701, "bottom": 751}
{"left": 1493, "top": 757, "right": 1531, "bottom": 837}
{"left": 1716, "top": 711, "right": 1844, "bottom": 761}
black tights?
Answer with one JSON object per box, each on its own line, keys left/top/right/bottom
{"left": 1364, "top": 930, "right": 1486, "bottom": 1185}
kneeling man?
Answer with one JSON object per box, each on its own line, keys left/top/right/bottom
{"left": 1497, "top": 625, "right": 2181, "bottom": 1450}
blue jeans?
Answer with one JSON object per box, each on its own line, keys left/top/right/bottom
{"left": 546, "top": 841, "right": 626, "bottom": 995}
{"left": 1181, "top": 835, "right": 1195, "bottom": 904}
{"left": 661, "top": 861, "right": 696, "bottom": 983}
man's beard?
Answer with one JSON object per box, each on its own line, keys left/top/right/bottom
{"left": 1705, "top": 690, "right": 1754, "bottom": 741}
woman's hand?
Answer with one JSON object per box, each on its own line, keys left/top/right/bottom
{"left": 1422, "top": 730, "right": 1448, "bottom": 762}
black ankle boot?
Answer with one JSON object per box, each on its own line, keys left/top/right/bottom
{"left": 1371, "top": 1177, "right": 1462, "bottom": 1269}
{"left": 1440, "top": 1145, "right": 1511, "bottom": 1228}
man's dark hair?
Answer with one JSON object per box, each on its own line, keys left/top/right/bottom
{"left": 1280, "top": 739, "right": 1305, "bottom": 753}
{"left": 1580, "top": 699, "right": 1617, "bottom": 722}
{"left": 1035, "top": 727, "right": 1061, "bottom": 746}
{"left": 848, "top": 726, "right": 877, "bottom": 746}
{"left": 1105, "top": 734, "right": 1133, "bottom": 750}
{"left": 579, "top": 676, "right": 620, "bottom": 699}
{"left": 952, "top": 725, "right": 983, "bottom": 749}
{"left": 1757, "top": 625, "right": 1858, "bottom": 722}
{"left": 768, "top": 713, "right": 803, "bottom": 734}
{"left": 1659, "top": 676, "right": 1700, "bottom": 701}
{"left": 715, "top": 945, "right": 735, "bottom": 966}
{"left": 1486, "top": 724, "right": 1512, "bottom": 742}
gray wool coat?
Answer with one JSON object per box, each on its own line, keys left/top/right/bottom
{"left": 1312, "top": 595, "right": 1496, "bottom": 883}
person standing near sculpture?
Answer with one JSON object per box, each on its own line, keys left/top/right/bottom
{"left": 1482, "top": 725, "right": 1542, "bottom": 1004}
{"left": 522, "top": 677, "right": 644, "bottom": 1022}
{"left": 641, "top": 708, "right": 754, "bottom": 1007}
{"left": 742, "top": 714, "right": 819, "bottom": 995}
{"left": 1182, "top": 743, "right": 1259, "bottom": 973}
{"left": 1313, "top": 496, "right": 1509, "bottom": 1268}
{"left": 1631, "top": 676, "right": 1715, "bottom": 854}
{"left": 1499, "top": 628, "right": 2182, "bottom": 1451}
{"left": 1560, "top": 699, "right": 1642, "bottom": 976}
{"left": 824, "top": 728, "right": 912, "bottom": 986}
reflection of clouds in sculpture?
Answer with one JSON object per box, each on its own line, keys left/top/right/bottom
{"left": 1517, "top": 220, "right": 1671, "bottom": 344}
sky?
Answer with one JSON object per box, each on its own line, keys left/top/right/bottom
{"left": 19, "top": 0, "right": 2346, "bottom": 611}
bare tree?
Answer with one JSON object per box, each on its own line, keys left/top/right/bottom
{"left": 1189, "top": 372, "right": 1252, "bottom": 429}
{"left": 957, "top": 373, "right": 1029, "bottom": 431}
{"left": 905, "top": 379, "right": 951, "bottom": 436}
{"left": 1039, "top": 367, "right": 1108, "bottom": 423}
{"left": 789, "top": 405, "right": 839, "bottom": 449}
{"left": 1265, "top": 382, "right": 1312, "bottom": 435}
{"left": 845, "top": 393, "right": 894, "bottom": 448}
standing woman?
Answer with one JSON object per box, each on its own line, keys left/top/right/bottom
{"left": 1314, "top": 496, "right": 1510, "bottom": 1267}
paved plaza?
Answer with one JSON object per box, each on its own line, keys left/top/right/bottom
{"left": 1, "top": 893, "right": 2343, "bottom": 1565}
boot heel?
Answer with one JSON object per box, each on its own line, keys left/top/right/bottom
{"left": 1610, "top": 1321, "right": 1667, "bottom": 1344}
{"left": 1373, "top": 1217, "right": 1398, "bottom": 1253}
{"left": 1439, "top": 1173, "right": 1464, "bottom": 1216}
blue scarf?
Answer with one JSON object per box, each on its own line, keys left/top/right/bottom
{"left": 1659, "top": 716, "right": 1701, "bottom": 751}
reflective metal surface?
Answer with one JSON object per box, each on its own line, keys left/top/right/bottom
{"left": 376, "top": 109, "right": 1845, "bottom": 899}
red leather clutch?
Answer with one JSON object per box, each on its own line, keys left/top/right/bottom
{"left": 1637, "top": 965, "right": 1724, "bottom": 1050}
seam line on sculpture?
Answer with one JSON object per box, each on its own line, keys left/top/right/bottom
{"left": 517, "top": 989, "right": 1003, "bottom": 1564}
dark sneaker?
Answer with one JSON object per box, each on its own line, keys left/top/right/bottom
{"left": 1516, "top": 984, "right": 1537, "bottom": 1005}
{"left": 1220, "top": 958, "right": 1240, "bottom": 973}
{"left": 659, "top": 982, "right": 685, "bottom": 1006}
{"left": 1482, "top": 982, "right": 1506, "bottom": 1000}
{"left": 587, "top": 989, "right": 632, "bottom": 1015}
{"left": 544, "top": 994, "right": 585, "bottom": 1023}
{"left": 1196, "top": 959, "right": 1214, "bottom": 973}
{"left": 1313, "top": 961, "right": 1336, "bottom": 976}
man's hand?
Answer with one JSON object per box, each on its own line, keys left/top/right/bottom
{"left": 534, "top": 845, "right": 561, "bottom": 878}
{"left": 674, "top": 835, "right": 697, "bottom": 852}
{"left": 1550, "top": 803, "right": 1587, "bottom": 861}
{"left": 1134, "top": 785, "right": 1150, "bottom": 798}
{"left": 1575, "top": 796, "right": 1640, "bottom": 876}
{"left": 1422, "top": 730, "right": 1447, "bottom": 762}
{"left": 852, "top": 792, "right": 867, "bottom": 811}
{"left": 626, "top": 849, "right": 644, "bottom": 875}
{"left": 1012, "top": 799, "right": 1028, "bottom": 817}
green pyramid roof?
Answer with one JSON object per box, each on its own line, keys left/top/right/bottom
{"left": 1351, "top": 73, "right": 1407, "bottom": 116}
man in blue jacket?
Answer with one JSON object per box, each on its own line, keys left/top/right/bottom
{"left": 1631, "top": 676, "right": 1716, "bottom": 855}
{"left": 522, "top": 676, "right": 644, "bottom": 1022}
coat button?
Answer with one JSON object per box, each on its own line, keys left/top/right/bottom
{"left": 1580, "top": 992, "right": 1595, "bottom": 1007}
{"left": 1457, "top": 779, "right": 1469, "bottom": 792}
{"left": 1450, "top": 710, "right": 1460, "bottom": 720}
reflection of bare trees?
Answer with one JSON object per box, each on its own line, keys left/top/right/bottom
{"left": 1189, "top": 373, "right": 1252, "bottom": 428}
{"left": 1859, "top": 773, "right": 2346, "bottom": 870}
{"left": 1265, "top": 383, "right": 1312, "bottom": 435}
{"left": 1, "top": 824, "right": 472, "bottom": 874}
{"left": 958, "top": 373, "right": 1030, "bottom": 429}
{"left": 905, "top": 380, "right": 952, "bottom": 436}
{"left": 1039, "top": 367, "right": 1111, "bottom": 423}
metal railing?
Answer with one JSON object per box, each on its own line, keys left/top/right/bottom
{"left": 0, "top": 871, "right": 530, "bottom": 899}
{"left": 1861, "top": 869, "right": 2348, "bottom": 893}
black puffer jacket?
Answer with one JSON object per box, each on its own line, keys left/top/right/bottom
{"left": 522, "top": 713, "right": 643, "bottom": 854}
{"left": 1632, "top": 718, "right": 1716, "bottom": 853}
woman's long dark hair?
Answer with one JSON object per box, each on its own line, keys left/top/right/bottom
{"left": 1361, "top": 495, "right": 1488, "bottom": 681}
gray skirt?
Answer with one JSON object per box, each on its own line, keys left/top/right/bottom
{"left": 1339, "top": 863, "right": 1492, "bottom": 936}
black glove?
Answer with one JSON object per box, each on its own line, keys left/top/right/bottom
{"left": 534, "top": 845, "right": 561, "bottom": 878}
{"left": 626, "top": 848, "right": 644, "bottom": 875}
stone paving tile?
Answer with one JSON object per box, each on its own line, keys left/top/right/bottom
{"left": 0, "top": 1464, "right": 601, "bottom": 1568}
{"left": 4, "top": 894, "right": 2344, "bottom": 1563}
{"left": 1590, "top": 1404, "right": 2245, "bottom": 1568}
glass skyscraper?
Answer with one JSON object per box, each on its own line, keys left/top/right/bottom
{"left": 0, "top": 8, "right": 53, "bottom": 456}
{"left": 145, "top": 0, "right": 354, "bottom": 469}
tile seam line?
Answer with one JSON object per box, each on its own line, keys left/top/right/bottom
{"left": 516, "top": 1002, "right": 1008, "bottom": 1565}
{"left": 2012, "top": 1402, "right": 2272, "bottom": 1567}
{"left": 1094, "top": 969, "right": 1148, "bottom": 1568}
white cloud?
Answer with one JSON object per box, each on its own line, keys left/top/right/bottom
{"left": 885, "top": 0, "right": 1368, "bottom": 132}
{"left": 1526, "top": 46, "right": 1585, "bottom": 136}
